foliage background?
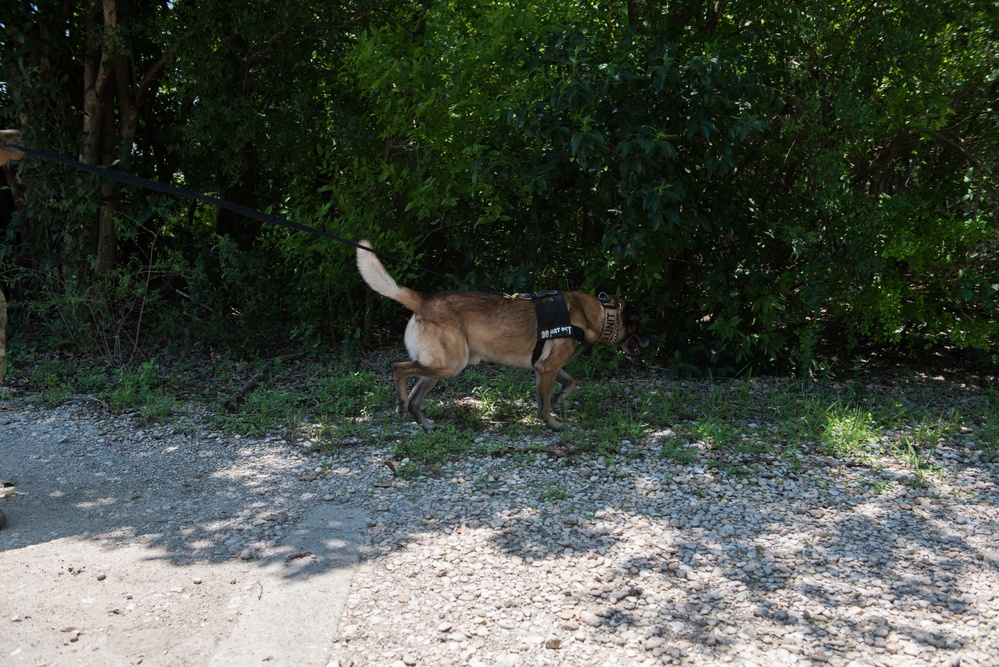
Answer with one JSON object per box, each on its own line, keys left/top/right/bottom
{"left": 1, "top": 0, "right": 997, "bottom": 373}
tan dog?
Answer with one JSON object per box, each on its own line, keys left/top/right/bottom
{"left": 356, "top": 239, "right": 649, "bottom": 430}
{"left": 0, "top": 130, "right": 24, "bottom": 167}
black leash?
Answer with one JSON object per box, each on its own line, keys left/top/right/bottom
{"left": 3, "top": 142, "right": 481, "bottom": 291}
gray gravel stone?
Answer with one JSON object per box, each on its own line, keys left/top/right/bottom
{"left": 3, "top": 375, "right": 998, "bottom": 667}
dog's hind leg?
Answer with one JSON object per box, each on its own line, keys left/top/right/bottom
{"left": 392, "top": 360, "right": 455, "bottom": 431}
{"left": 392, "top": 361, "right": 420, "bottom": 418}
{"left": 407, "top": 376, "right": 439, "bottom": 430}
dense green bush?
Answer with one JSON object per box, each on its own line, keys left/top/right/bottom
{"left": 1, "top": 1, "right": 996, "bottom": 371}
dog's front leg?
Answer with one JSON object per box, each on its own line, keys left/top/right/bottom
{"left": 550, "top": 369, "right": 577, "bottom": 410}
{"left": 534, "top": 368, "right": 563, "bottom": 430}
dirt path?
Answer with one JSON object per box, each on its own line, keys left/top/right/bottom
{"left": 1, "top": 398, "right": 366, "bottom": 666}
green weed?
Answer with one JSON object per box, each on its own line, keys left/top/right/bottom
{"left": 660, "top": 438, "right": 699, "bottom": 464}
{"left": 819, "top": 404, "right": 876, "bottom": 458}
{"left": 392, "top": 424, "right": 475, "bottom": 468}
{"left": 974, "top": 392, "right": 999, "bottom": 462}
{"left": 313, "top": 367, "right": 391, "bottom": 418}
{"left": 859, "top": 478, "right": 895, "bottom": 494}
{"left": 693, "top": 419, "right": 738, "bottom": 449}
{"left": 216, "top": 387, "right": 299, "bottom": 435}
{"left": 109, "top": 360, "right": 175, "bottom": 421}
{"left": 539, "top": 482, "right": 569, "bottom": 502}
{"left": 26, "top": 359, "right": 75, "bottom": 406}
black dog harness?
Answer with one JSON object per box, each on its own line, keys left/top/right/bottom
{"left": 529, "top": 290, "right": 585, "bottom": 365}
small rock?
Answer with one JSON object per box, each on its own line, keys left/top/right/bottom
{"left": 544, "top": 638, "right": 562, "bottom": 649}
{"left": 644, "top": 637, "right": 666, "bottom": 651}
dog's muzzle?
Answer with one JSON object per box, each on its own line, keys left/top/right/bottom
{"left": 622, "top": 332, "right": 649, "bottom": 358}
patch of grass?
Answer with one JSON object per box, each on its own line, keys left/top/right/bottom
{"left": 576, "top": 400, "right": 651, "bottom": 455}
{"left": 819, "top": 404, "right": 877, "bottom": 458}
{"left": 566, "top": 345, "right": 622, "bottom": 380}
{"left": 312, "top": 367, "right": 391, "bottom": 419}
{"left": 568, "top": 380, "right": 655, "bottom": 455}
{"left": 973, "top": 391, "right": 999, "bottom": 462}
{"left": 26, "top": 359, "right": 75, "bottom": 406}
{"left": 392, "top": 424, "right": 475, "bottom": 468}
{"left": 708, "top": 460, "right": 755, "bottom": 477}
{"left": 539, "top": 482, "right": 569, "bottom": 502}
{"left": 216, "top": 386, "right": 300, "bottom": 435}
{"left": 642, "top": 386, "right": 680, "bottom": 425}
{"left": 859, "top": 478, "right": 895, "bottom": 494}
{"left": 891, "top": 431, "right": 942, "bottom": 480}
{"left": 109, "top": 360, "right": 175, "bottom": 421}
{"left": 309, "top": 419, "right": 380, "bottom": 455}
{"left": 436, "top": 367, "right": 536, "bottom": 426}
{"left": 978, "top": 420, "right": 999, "bottom": 462}
{"left": 693, "top": 419, "right": 738, "bottom": 450}
{"left": 574, "top": 381, "right": 624, "bottom": 423}
{"left": 660, "top": 437, "right": 699, "bottom": 463}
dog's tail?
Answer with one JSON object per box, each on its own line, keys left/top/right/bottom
{"left": 356, "top": 240, "right": 422, "bottom": 312}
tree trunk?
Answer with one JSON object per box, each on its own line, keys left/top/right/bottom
{"left": 75, "top": 0, "right": 116, "bottom": 277}
{"left": 0, "top": 288, "right": 6, "bottom": 390}
{"left": 76, "top": 0, "right": 180, "bottom": 277}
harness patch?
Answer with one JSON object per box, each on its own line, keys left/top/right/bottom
{"left": 530, "top": 291, "right": 584, "bottom": 365}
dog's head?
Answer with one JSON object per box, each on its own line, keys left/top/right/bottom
{"left": 619, "top": 302, "right": 651, "bottom": 357}
{"left": 599, "top": 293, "right": 651, "bottom": 357}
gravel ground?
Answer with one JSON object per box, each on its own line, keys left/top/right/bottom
{"left": 2, "top": 371, "right": 998, "bottom": 667}
{"left": 331, "top": 389, "right": 999, "bottom": 667}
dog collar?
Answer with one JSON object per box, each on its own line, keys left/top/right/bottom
{"left": 597, "top": 293, "right": 622, "bottom": 345}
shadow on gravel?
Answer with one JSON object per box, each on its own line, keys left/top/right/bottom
{"left": 0, "top": 401, "right": 364, "bottom": 576}
{"left": 463, "top": 442, "right": 999, "bottom": 660}
{"left": 0, "top": 398, "right": 372, "bottom": 666}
